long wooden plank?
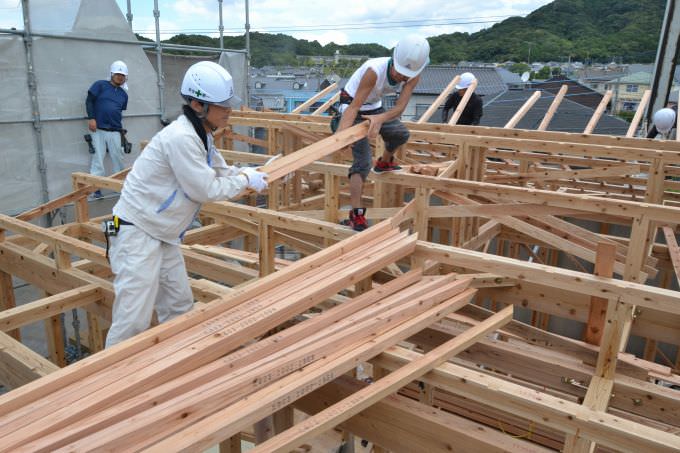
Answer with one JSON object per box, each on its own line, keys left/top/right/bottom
{"left": 0, "top": 220, "right": 395, "bottom": 417}
{"left": 0, "top": 229, "right": 414, "bottom": 448}
{"left": 0, "top": 228, "right": 404, "bottom": 424}
{"left": 260, "top": 122, "right": 369, "bottom": 181}
{"left": 250, "top": 306, "right": 513, "bottom": 452}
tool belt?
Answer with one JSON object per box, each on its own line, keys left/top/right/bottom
{"left": 102, "top": 216, "right": 134, "bottom": 260}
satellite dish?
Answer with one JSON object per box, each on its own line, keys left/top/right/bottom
{"left": 521, "top": 71, "right": 530, "bottom": 82}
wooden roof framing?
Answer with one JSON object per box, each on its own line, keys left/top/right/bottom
{"left": 0, "top": 81, "right": 679, "bottom": 451}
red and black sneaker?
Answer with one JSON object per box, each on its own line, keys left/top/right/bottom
{"left": 345, "top": 208, "right": 368, "bottom": 232}
{"left": 373, "top": 157, "right": 402, "bottom": 173}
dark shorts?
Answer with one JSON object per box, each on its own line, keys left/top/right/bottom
{"left": 332, "top": 107, "right": 410, "bottom": 180}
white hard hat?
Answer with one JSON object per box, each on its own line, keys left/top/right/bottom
{"left": 110, "top": 60, "right": 128, "bottom": 76}
{"left": 456, "top": 72, "right": 476, "bottom": 90}
{"left": 393, "top": 35, "right": 430, "bottom": 78}
{"left": 181, "top": 61, "right": 242, "bottom": 108}
{"left": 653, "top": 107, "right": 676, "bottom": 134}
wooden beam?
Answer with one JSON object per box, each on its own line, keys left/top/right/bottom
{"left": 373, "top": 347, "right": 680, "bottom": 453}
{"left": 0, "top": 331, "right": 59, "bottom": 389}
{"left": 505, "top": 91, "right": 541, "bottom": 129}
{"left": 294, "top": 375, "right": 552, "bottom": 453}
{"left": 311, "top": 92, "right": 340, "bottom": 116}
{"left": 414, "top": 241, "right": 680, "bottom": 314}
{"left": 0, "top": 284, "right": 101, "bottom": 332}
{"left": 537, "top": 85, "right": 568, "bottom": 131}
{"left": 626, "top": 90, "right": 651, "bottom": 137}
{"left": 291, "top": 82, "right": 337, "bottom": 114}
{"left": 583, "top": 90, "right": 613, "bottom": 134}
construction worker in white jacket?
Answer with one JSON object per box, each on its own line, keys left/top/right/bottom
{"left": 105, "top": 61, "right": 268, "bottom": 347}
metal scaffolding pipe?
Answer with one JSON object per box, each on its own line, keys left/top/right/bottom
{"left": 20, "top": 0, "right": 51, "bottom": 222}
{"left": 126, "top": 0, "right": 133, "bottom": 28}
{"left": 218, "top": 0, "right": 224, "bottom": 51}
{"left": 153, "top": 0, "right": 165, "bottom": 121}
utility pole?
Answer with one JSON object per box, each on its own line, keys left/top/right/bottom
{"left": 525, "top": 41, "right": 533, "bottom": 67}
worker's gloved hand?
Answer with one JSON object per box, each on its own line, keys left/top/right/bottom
{"left": 242, "top": 167, "right": 268, "bottom": 193}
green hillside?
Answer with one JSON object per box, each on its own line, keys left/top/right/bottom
{"left": 430, "top": 0, "right": 665, "bottom": 63}
{"left": 143, "top": 0, "right": 666, "bottom": 66}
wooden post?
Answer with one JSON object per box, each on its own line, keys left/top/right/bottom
{"left": 87, "top": 312, "right": 105, "bottom": 354}
{"left": 583, "top": 242, "right": 616, "bottom": 345}
{"left": 258, "top": 222, "right": 275, "bottom": 278}
{"left": 324, "top": 172, "right": 340, "bottom": 226}
{"left": 0, "top": 270, "right": 20, "bottom": 341}
{"left": 44, "top": 313, "right": 66, "bottom": 368}
{"left": 72, "top": 181, "right": 90, "bottom": 224}
{"left": 219, "top": 434, "right": 242, "bottom": 453}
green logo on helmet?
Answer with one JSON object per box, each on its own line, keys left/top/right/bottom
{"left": 191, "top": 88, "right": 205, "bottom": 97}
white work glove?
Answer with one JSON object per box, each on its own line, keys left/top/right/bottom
{"left": 241, "top": 167, "right": 268, "bottom": 193}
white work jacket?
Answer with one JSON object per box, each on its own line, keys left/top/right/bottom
{"left": 113, "top": 115, "right": 247, "bottom": 244}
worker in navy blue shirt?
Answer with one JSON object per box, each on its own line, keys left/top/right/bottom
{"left": 86, "top": 60, "right": 129, "bottom": 198}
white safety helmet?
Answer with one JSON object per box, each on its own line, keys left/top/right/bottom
{"left": 456, "top": 72, "right": 476, "bottom": 90}
{"left": 110, "top": 60, "right": 128, "bottom": 76}
{"left": 180, "top": 61, "right": 242, "bottom": 108}
{"left": 653, "top": 107, "right": 676, "bottom": 134}
{"left": 393, "top": 34, "right": 430, "bottom": 78}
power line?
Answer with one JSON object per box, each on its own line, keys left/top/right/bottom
{"left": 131, "top": 14, "right": 522, "bottom": 36}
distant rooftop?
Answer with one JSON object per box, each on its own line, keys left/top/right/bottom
{"left": 413, "top": 65, "right": 513, "bottom": 97}
{"left": 480, "top": 89, "right": 630, "bottom": 135}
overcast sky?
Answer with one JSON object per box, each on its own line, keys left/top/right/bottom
{"left": 0, "top": 0, "right": 554, "bottom": 48}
